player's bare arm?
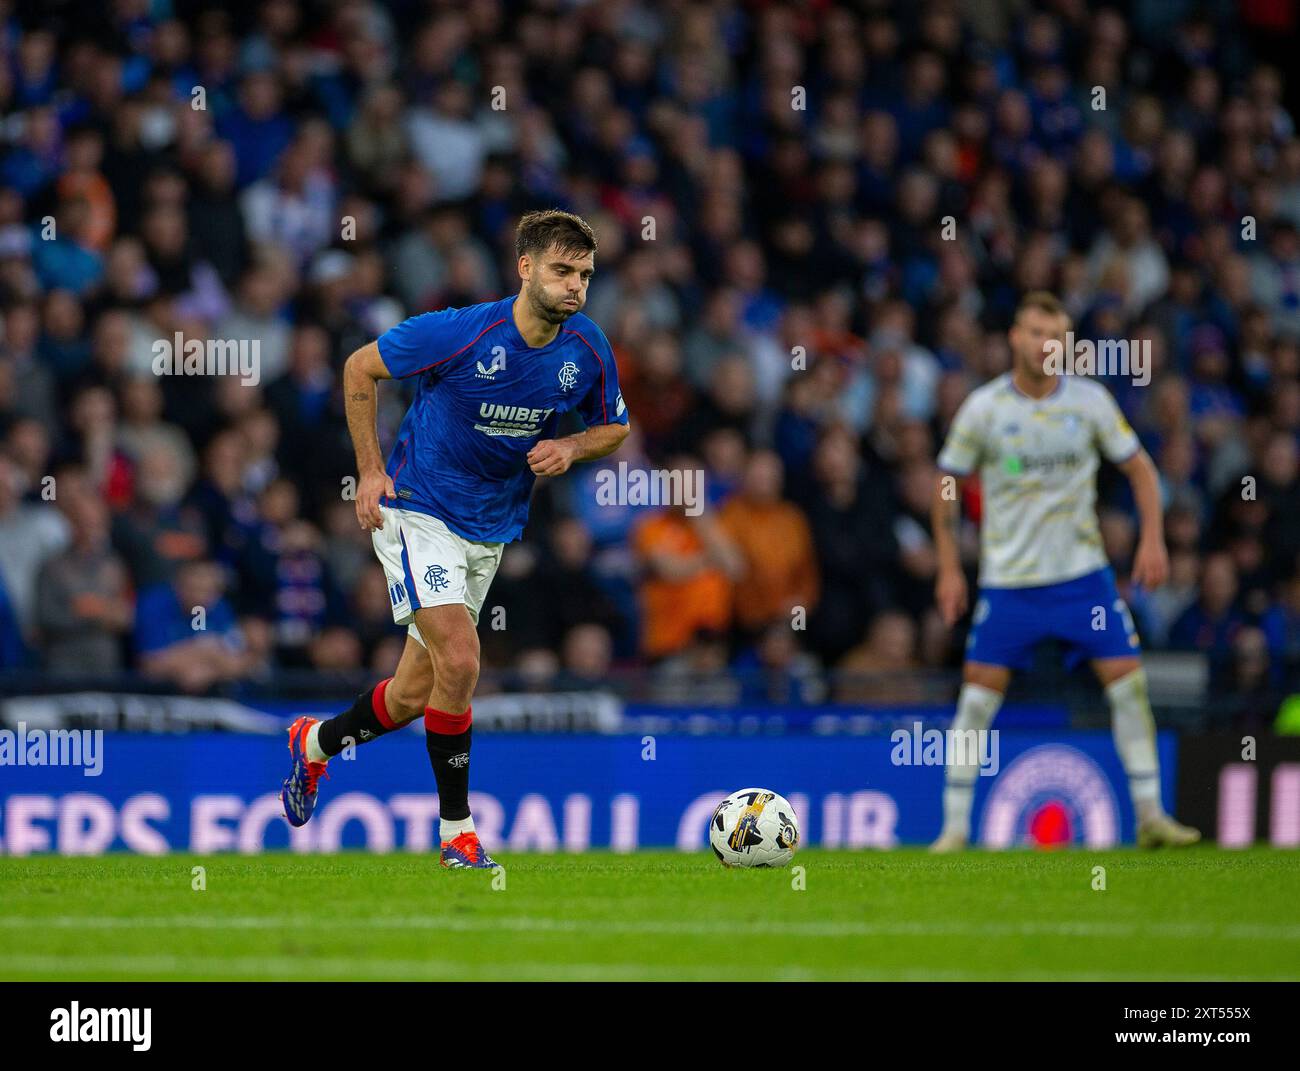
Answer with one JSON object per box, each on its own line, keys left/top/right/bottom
{"left": 526, "top": 420, "right": 630, "bottom": 476}
{"left": 932, "top": 470, "right": 968, "bottom": 627}
{"left": 343, "top": 340, "right": 396, "bottom": 531}
{"left": 1116, "top": 448, "right": 1169, "bottom": 589}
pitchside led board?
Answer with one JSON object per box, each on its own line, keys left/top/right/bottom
{"left": 0, "top": 729, "right": 1180, "bottom": 855}
{"left": 1176, "top": 735, "right": 1300, "bottom": 849}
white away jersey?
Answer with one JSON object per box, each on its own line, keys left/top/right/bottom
{"left": 936, "top": 374, "right": 1140, "bottom": 588}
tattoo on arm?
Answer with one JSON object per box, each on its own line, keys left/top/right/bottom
{"left": 350, "top": 391, "right": 370, "bottom": 402}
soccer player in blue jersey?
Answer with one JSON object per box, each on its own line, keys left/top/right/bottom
{"left": 280, "top": 210, "right": 630, "bottom": 867}
{"left": 930, "top": 291, "right": 1199, "bottom": 852}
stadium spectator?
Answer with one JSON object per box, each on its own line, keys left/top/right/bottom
{"left": 732, "top": 621, "right": 823, "bottom": 705}
{"left": 1211, "top": 625, "right": 1287, "bottom": 730}
{"left": 536, "top": 517, "right": 624, "bottom": 649}
{"left": 800, "top": 424, "right": 899, "bottom": 664}
{"left": 0, "top": 452, "right": 70, "bottom": 642}
{"left": 632, "top": 489, "right": 743, "bottom": 661}
{"left": 134, "top": 558, "right": 253, "bottom": 692}
{"left": 1, "top": 299, "right": 59, "bottom": 425}
{"left": 558, "top": 622, "right": 615, "bottom": 690}
{"left": 1169, "top": 552, "right": 1248, "bottom": 672}
{"left": 1261, "top": 571, "right": 1300, "bottom": 685}
{"left": 834, "top": 610, "right": 927, "bottom": 704}
{"left": 34, "top": 491, "right": 132, "bottom": 675}
{"left": 111, "top": 442, "right": 206, "bottom": 587}
{"left": 717, "top": 449, "right": 819, "bottom": 638}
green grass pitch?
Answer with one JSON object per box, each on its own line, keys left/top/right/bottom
{"left": 1, "top": 848, "right": 1297, "bottom": 981}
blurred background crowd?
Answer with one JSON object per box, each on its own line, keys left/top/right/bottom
{"left": 0, "top": 0, "right": 1298, "bottom": 725}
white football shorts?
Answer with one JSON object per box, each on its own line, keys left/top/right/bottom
{"left": 371, "top": 504, "right": 504, "bottom": 646}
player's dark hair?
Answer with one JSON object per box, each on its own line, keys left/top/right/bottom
{"left": 515, "top": 209, "right": 597, "bottom": 262}
{"left": 1016, "top": 290, "right": 1071, "bottom": 329}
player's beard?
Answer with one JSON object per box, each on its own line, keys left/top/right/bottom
{"left": 527, "top": 280, "right": 580, "bottom": 324}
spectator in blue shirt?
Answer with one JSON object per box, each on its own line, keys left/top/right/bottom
{"left": 215, "top": 71, "right": 295, "bottom": 189}
{"left": 135, "top": 560, "right": 253, "bottom": 692}
{"left": 31, "top": 199, "right": 104, "bottom": 296}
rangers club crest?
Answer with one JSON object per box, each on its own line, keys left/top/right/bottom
{"left": 558, "top": 361, "right": 579, "bottom": 392}
{"left": 978, "top": 744, "right": 1120, "bottom": 849}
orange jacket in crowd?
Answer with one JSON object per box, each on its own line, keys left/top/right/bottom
{"left": 632, "top": 511, "right": 733, "bottom": 658}
{"left": 717, "top": 497, "right": 820, "bottom": 632}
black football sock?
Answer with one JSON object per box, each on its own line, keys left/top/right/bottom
{"left": 424, "top": 705, "right": 472, "bottom": 822}
{"left": 316, "top": 678, "right": 401, "bottom": 757}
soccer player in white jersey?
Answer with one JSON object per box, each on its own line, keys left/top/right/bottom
{"left": 930, "top": 291, "right": 1200, "bottom": 851}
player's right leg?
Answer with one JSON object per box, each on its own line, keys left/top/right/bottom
{"left": 281, "top": 636, "right": 433, "bottom": 826}
{"left": 930, "top": 660, "right": 1010, "bottom": 853}
{"left": 931, "top": 584, "right": 1044, "bottom": 851}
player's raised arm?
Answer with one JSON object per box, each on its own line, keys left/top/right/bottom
{"left": 343, "top": 340, "right": 395, "bottom": 531}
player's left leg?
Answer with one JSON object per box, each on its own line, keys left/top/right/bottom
{"left": 281, "top": 637, "right": 433, "bottom": 826}
{"left": 283, "top": 501, "right": 455, "bottom": 827}
{"left": 1092, "top": 655, "right": 1200, "bottom": 848}
{"left": 312, "top": 637, "right": 432, "bottom": 752}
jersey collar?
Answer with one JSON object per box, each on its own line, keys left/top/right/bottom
{"left": 504, "top": 295, "right": 567, "bottom": 352}
{"left": 1009, "top": 373, "right": 1065, "bottom": 402}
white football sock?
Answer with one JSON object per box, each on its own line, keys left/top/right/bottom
{"left": 1106, "top": 667, "right": 1163, "bottom": 821}
{"left": 305, "top": 721, "right": 329, "bottom": 764}
{"left": 440, "top": 815, "right": 476, "bottom": 842}
{"left": 941, "top": 683, "right": 1004, "bottom": 838}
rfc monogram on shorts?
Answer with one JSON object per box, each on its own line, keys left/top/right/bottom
{"left": 372, "top": 506, "right": 505, "bottom": 634}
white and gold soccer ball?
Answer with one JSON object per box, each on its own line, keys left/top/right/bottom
{"left": 708, "top": 788, "right": 800, "bottom": 868}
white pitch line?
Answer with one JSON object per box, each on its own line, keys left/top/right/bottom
{"left": 1, "top": 915, "right": 1298, "bottom": 940}
{"left": 1, "top": 954, "right": 1292, "bottom": 982}
{"left": 0, "top": 954, "right": 733, "bottom": 981}
{"left": 0, "top": 954, "right": 899, "bottom": 982}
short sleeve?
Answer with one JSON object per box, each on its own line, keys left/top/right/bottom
{"left": 1091, "top": 384, "right": 1141, "bottom": 463}
{"left": 936, "top": 391, "right": 986, "bottom": 476}
{"left": 376, "top": 306, "right": 487, "bottom": 380}
{"left": 573, "top": 325, "right": 628, "bottom": 427}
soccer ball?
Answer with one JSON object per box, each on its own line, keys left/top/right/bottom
{"left": 709, "top": 788, "right": 800, "bottom": 868}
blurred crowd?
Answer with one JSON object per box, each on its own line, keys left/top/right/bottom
{"left": 0, "top": 1, "right": 1298, "bottom": 723}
